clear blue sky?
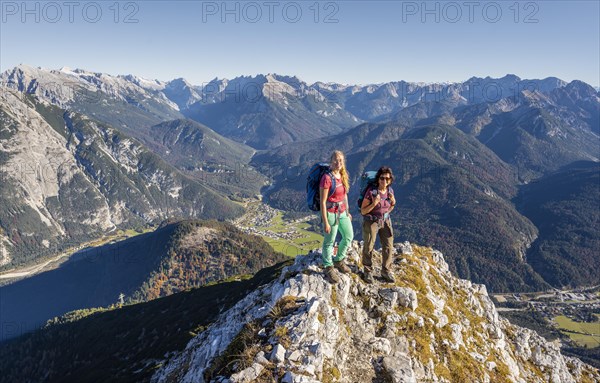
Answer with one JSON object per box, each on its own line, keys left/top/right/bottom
{"left": 1, "top": 1, "right": 598, "bottom": 86}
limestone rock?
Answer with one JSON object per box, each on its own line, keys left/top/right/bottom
{"left": 151, "top": 244, "right": 599, "bottom": 383}
{"left": 383, "top": 354, "right": 416, "bottom": 383}
{"left": 229, "top": 363, "right": 263, "bottom": 383}
{"left": 395, "top": 287, "right": 418, "bottom": 310}
{"left": 271, "top": 344, "right": 286, "bottom": 364}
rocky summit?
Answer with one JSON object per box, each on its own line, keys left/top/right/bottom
{"left": 151, "top": 242, "right": 599, "bottom": 383}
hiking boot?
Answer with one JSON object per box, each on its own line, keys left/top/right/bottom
{"left": 363, "top": 270, "right": 374, "bottom": 284}
{"left": 334, "top": 259, "right": 351, "bottom": 274}
{"left": 325, "top": 266, "right": 340, "bottom": 284}
{"left": 381, "top": 271, "right": 396, "bottom": 284}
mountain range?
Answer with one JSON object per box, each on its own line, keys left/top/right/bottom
{"left": 0, "top": 64, "right": 599, "bottom": 381}
{"left": 251, "top": 81, "right": 599, "bottom": 291}
{"left": 1, "top": 65, "right": 582, "bottom": 150}
{"left": 1, "top": 64, "right": 598, "bottom": 293}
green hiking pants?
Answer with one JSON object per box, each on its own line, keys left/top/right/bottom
{"left": 322, "top": 210, "right": 354, "bottom": 267}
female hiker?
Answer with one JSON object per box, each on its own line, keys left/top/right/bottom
{"left": 319, "top": 150, "right": 354, "bottom": 283}
{"left": 360, "top": 166, "right": 396, "bottom": 283}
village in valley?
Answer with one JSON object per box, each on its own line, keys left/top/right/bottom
{"left": 494, "top": 286, "right": 600, "bottom": 348}
{"left": 230, "top": 200, "right": 322, "bottom": 257}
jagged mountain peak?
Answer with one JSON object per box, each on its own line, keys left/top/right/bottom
{"left": 207, "top": 73, "right": 310, "bottom": 94}
{"left": 200, "top": 77, "right": 229, "bottom": 92}
{"left": 265, "top": 73, "right": 301, "bottom": 83}
{"left": 168, "top": 77, "right": 194, "bottom": 88}
{"left": 539, "top": 76, "right": 568, "bottom": 88}
{"left": 311, "top": 81, "right": 354, "bottom": 92}
{"left": 4, "top": 63, "right": 44, "bottom": 76}
{"left": 164, "top": 78, "right": 202, "bottom": 109}
{"left": 2, "top": 64, "right": 168, "bottom": 94}
{"left": 1, "top": 64, "right": 69, "bottom": 91}
{"left": 470, "top": 74, "right": 522, "bottom": 82}
{"left": 564, "top": 80, "right": 599, "bottom": 97}
{"left": 119, "top": 73, "right": 166, "bottom": 90}
{"left": 1, "top": 64, "right": 182, "bottom": 121}
{"left": 152, "top": 242, "right": 598, "bottom": 383}
{"left": 224, "top": 73, "right": 304, "bottom": 89}
{"left": 57, "top": 66, "right": 104, "bottom": 78}
{"left": 500, "top": 73, "right": 522, "bottom": 81}
{"left": 58, "top": 66, "right": 98, "bottom": 77}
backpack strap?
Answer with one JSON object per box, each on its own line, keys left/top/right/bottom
{"left": 364, "top": 185, "right": 373, "bottom": 198}
{"left": 324, "top": 170, "right": 336, "bottom": 199}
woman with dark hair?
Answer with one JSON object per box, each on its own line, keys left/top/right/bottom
{"left": 360, "top": 166, "right": 396, "bottom": 283}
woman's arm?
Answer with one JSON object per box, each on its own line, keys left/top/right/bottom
{"left": 344, "top": 193, "right": 352, "bottom": 219}
{"left": 361, "top": 192, "right": 381, "bottom": 216}
{"left": 320, "top": 187, "right": 331, "bottom": 233}
{"left": 388, "top": 191, "right": 396, "bottom": 213}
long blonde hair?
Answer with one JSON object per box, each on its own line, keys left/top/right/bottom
{"left": 331, "top": 150, "right": 350, "bottom": 192}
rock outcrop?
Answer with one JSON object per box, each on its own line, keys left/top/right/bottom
{"left": 151, "top": 242, "right": 599, "bottom": 383}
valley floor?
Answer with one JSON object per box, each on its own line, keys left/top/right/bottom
{"left": 230, "top": 201, "right": 322, "bottom": 257}
{"left": 494, "top": 286, "right": 600, "bottom": 355}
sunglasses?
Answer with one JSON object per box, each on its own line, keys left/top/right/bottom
{"left": 379, "top": 176, "right": 391, "bottom": 180}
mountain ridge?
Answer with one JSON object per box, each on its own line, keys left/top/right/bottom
{"left": 153, "top": 242, "right": 599, "bottom": 382}
{"left": 2, "top": 241, "right": 597, "bottom": 382}
{"left": 2, "top": 65, "right": 587, "bottom": 150}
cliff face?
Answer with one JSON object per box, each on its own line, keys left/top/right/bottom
{"left": 150, "top": 242, "right": 599, "bottom": 383}
{"left": 0, "top": 90, "right": 243, "bottom": 267}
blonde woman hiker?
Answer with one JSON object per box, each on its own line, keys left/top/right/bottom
{"left": 319, "top": 150, "right": 354, "bottom": 283}
{"left": 360, "top": 166, "right": 396, "bottom": 284}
